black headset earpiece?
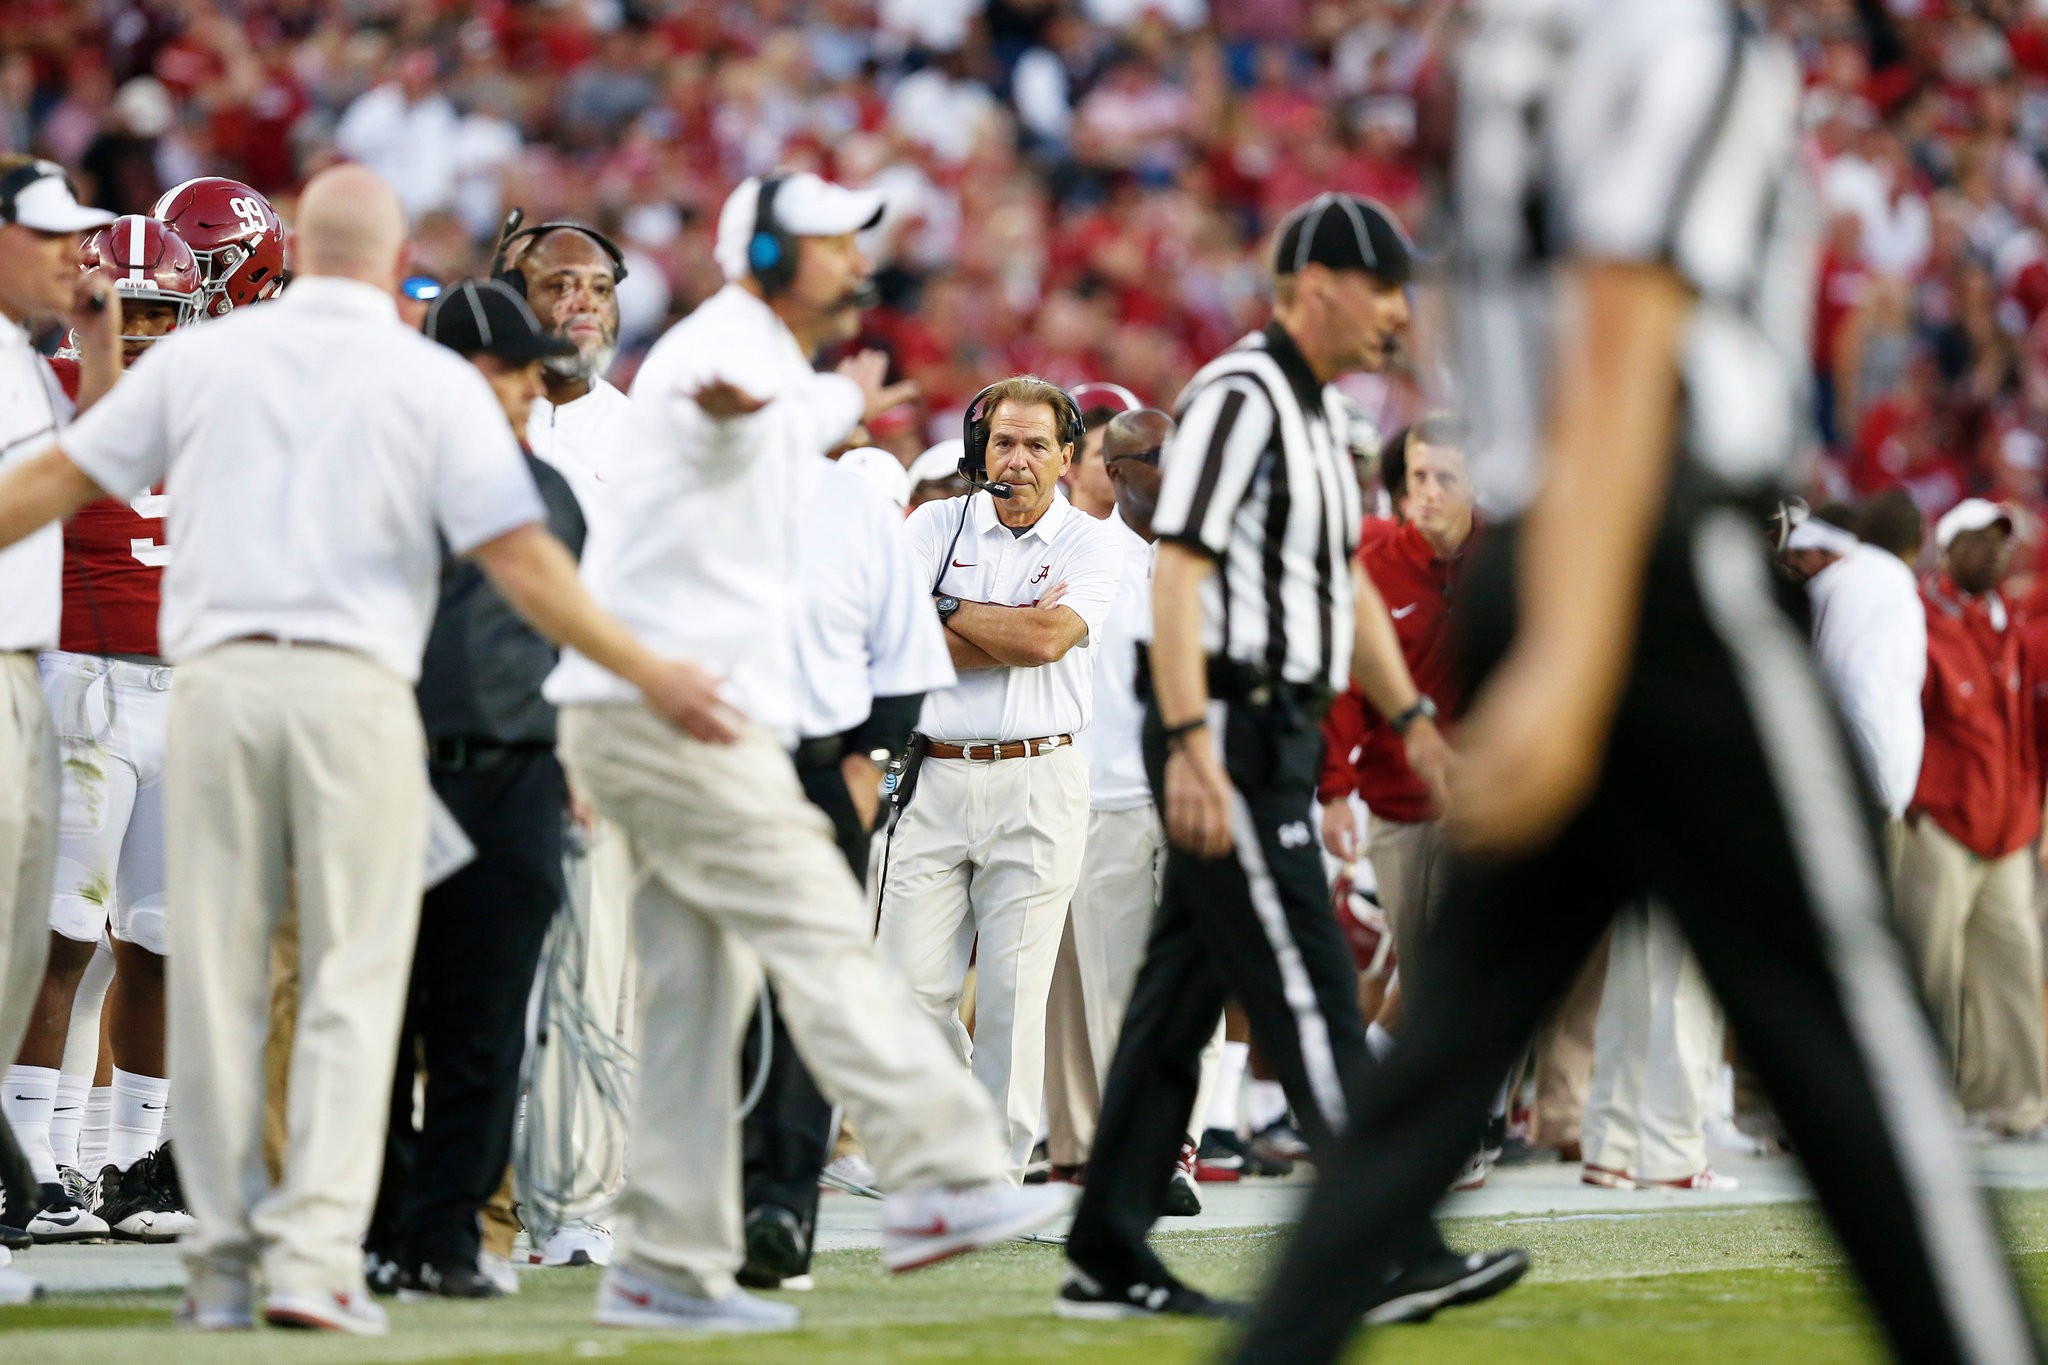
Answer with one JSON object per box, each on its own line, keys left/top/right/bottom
{"left": 491, "top": 207, "right": 629, "bottom": 298}
{"left": 958, "top": 379, "right": 1084, "bottom": 494}
{"left": 747, "top": 176, "right": 798, "bottom": 298}
{"left": 0, "top": 160, "right": 64, "bottom": 225}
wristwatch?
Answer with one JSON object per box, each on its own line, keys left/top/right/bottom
{"left": 935, "top": 594, "right": 962, "bottom": 622}
{"left": 1389, "top": 695, "right": 1438, "bottom": 737}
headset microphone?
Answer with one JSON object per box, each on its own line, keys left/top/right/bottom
{"left": 968, "top": 472, "right": 1014, "bottom": 499}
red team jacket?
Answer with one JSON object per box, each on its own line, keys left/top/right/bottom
{"left": 1317, "top": 516, "right": 1475, "bottom": 824}
{"left": 47, "top": 356, "right": 164, "bottom": 657}
{"left": 1913, "top": 574, "right": 2041, "bottom": 860}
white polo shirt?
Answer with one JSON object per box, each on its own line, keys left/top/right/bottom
{"left": 59, "top": 277, "right": 543, "bottom": 682}
{"left": 529, "top": 377, "right": 636, "bottom": 554}
{"left": 795, "top": 455, "right": 956, "bottom": 740}
{"left": 905, "top": 489, "right": 1121, "bottom": 742}
{"left": 545, "top": 283, "right": 867, "bottom": 741}
{"left": 0, "top": 313, "right": 69, "bottom": 651}
{"left": 1075, "top": 508, "right": 1153, "bottom": 811}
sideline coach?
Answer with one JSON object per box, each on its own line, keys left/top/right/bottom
{"left": 0, "top": 166, "right": 723, "bottom": 1335}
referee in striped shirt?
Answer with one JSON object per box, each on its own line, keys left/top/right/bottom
{"left": 1056, "top": 192, "right": 1522, "bottom": 1321}
{"left": 1232, "top": 4, "right": 2043, "bottom": 1363}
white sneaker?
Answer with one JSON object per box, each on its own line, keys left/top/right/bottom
{"left": 593, "top": 1265, "right": 799, "bottom": 1332}
{"left": 778, "top": 1274, "right": 815, "bottom": 1292}
{"left": 881, "top": 1181, "right": 1075, "bottom": 1272}
{"left": 478, "top": 1252, "right": 521, "bottom": 1296}
{"left": 26, "top": 1187, "right": 108, "bottom": 1243}
{"left": 0, "top": 1267, "right": 40, "bottom": 1306}
{"left": 263, "top": 1288, "right": 390, "bottom": 1335}
{"left": 178, "top": 1267, "right": 256, "bottom": 1330}
{"left": 529, "top": 1221, "right": 613, "bottom": 1268}
{"left": 822, "top": 1153, "right": 880, "bottom": 1194}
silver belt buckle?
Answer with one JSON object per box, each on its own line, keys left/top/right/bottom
{"left": 962, "top": 741, "right": 995, "bottom": 762}
{"left": 148, "top": 666, "right": 173, "bottom": 692}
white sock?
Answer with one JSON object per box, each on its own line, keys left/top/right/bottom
{"left": 47, "top": 1074, "right": 89, "bottom": 1171}
{"left": 109, "top": 1069, "right": 168, "bottom": 1172}
{"left": 1203, "top": 1041, "right": 1249, "bottom": 1134}
{"left": 1247, "top": 1077, "right": 1289, "bottom": 1132}
{"left": 1, "top": 1065, "right": 61, "bottom": 1185}
{"left": 1491, "top": 1074, "right": 1510, "bottom": 1120}
{"left": 1365, "top": 1021, "right": 1397, "bottom": 1061}
{"left": 79, "top": 1086, "right": 113, "bottom": 1174}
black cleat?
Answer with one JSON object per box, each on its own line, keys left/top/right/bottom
{"left": 1055, "top": 1266, "right": 1246, "bottom": 1321}
{"left": 1364, "top": 1248, "right": 1530, "bottom": 1325}
{"left": 398, "top": 1260, "right": 505, "bottom": 1300}
{"left": 737, "top": 1205, "right": 810, "bottom": 1288}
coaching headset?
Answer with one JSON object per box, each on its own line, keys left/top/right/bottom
{"left": 490, "top": 208, "right": 629, "bottom": 296}
{"left": 745, "top": 175, "right": 799, "bottom": 298}
{"left": 957, "top": 378, "right": 1084, "bottom": 501}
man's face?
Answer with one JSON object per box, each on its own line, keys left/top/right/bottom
{"left": 1068, "top": 425, "right": 1114, "bottom": 513}
{"left": 1403, "top": 441, "right": 1472, "bottom": 546}
{"left": 1106, "top": 450, "right": 1163, "bottom": 529}
{"left": 1321, "top": 267, "right": 1410, "bottom": 374}
{"left": 0, "top": 224, "right": 84, "bottom": 321}
{"left": 785, "top": 232, "right": 869, "bottom": 346}
{"left": 987, "top": 399, "right": 1071, "bottom": 516}
{"left": 1946, "top": 524, "right": 2012, "bottom": 595}
{"left": 473, "top": 353, "right": 546, "bottom": 443}
{"left": 120, "top": 298, "right": 179, "bottom": 365}
{"left": 521, "top": 232, "right": 620, "bottom": 382}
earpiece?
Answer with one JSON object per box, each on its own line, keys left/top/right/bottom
{"left": 491, "top": 207, "right": 629, "bottom": 299}
{"left": 747, "top": 176, "right": 797, "bottom": 297}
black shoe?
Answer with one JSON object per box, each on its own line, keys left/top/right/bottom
{"left": 1054, "top": 1266, "right": 1246, "bottom": 1321}
{"left": 1249, "top": 1118, "right": 1311, "bottom": 1166}
{"left": 97, "top": 1155, "right": 195, "bottom": 1242}
{"left": 365, "top": 1253, "right": 402, "bottom": 1297}
{"left": 738, "top": 1205, "right": 809, "bottom": 1287}
{"left": 1364, "top": 1248, "right": 1529, "bottom": 1325}
{"left": 1200, "top": 1127, "right": 1293, "bottom": 1179}
{"left": 398, "top": 1260, "right": 505, "bottom": 1300}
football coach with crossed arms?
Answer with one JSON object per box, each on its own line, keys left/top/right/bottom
{"left": 879, "top": 374, "right": 1122, "bottom": 1180}
{"left": 0, "top": 165, "right": 729, "bottom": 1334}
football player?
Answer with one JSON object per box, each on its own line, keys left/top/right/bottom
{"left": 0, "top": 193, "right": 272, "bottom": 1245}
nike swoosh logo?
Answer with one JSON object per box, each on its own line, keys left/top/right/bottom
{"left": 52, "top": 1105, "right": 79, "bottom": 1113}
{"left": 141, "top": 1102, "right": 165, "bottom": 1110}
{"left": 952, "top": 560, "right": 976, "bottom": 568}
{"left": 1390, "top": 603, "right": 1418, "bottom": 619}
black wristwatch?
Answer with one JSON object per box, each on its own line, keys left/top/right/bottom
{"left": 1389, "top": 695, "right": 1438, "bottom": 737}
{"left": 935, "top": 594, "right": 962, "bottom": 622}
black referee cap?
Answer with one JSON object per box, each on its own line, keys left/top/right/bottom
{"left": 1272, "top": 193, "right": 1415, "bottom": 285}
{"left": 423, "top": 278, "right": 577, "bottom": 363}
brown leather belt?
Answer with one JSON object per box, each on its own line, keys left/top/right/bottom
{"left": 924, "top": 734, "right": 1074, "bottom": 761}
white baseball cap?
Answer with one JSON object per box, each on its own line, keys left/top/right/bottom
{"left": 838, "top": 446, "right": 910, "bottom": 510}
{"left": 714, "top": 172, "right": 887, "bottom": 282}
{"left": 1, "top": 160, "right": 116, "bottom": 234}
{"left": 1935, "top": 497, "right": 2014, "bottom": 550}
{"left": 907, "top": 439, "right": 965, "bottom": 488}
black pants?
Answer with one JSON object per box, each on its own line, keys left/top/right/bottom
{"left": 1066, "top": 691, "right": 1441, "bottom": 1288}
{"left": 1231, "top": 508, "right": 2045, "bottom": 1365}
{"left": 737, "top": 758, "right": 872, "bottom": 1263}
{"left": 368, "top": 748, "right": 566, "bottom": 1270}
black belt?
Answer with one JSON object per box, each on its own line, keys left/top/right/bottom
{"left": 426, "top": 737, "right": 551, "bottom": 772}
{"left": 1133, "top": 650, "right": 1336, "bottom": 719}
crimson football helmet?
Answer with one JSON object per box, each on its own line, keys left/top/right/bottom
{"left": 152, "top": 176, "right": 286, "bottom": 317}
{"left": 80, "top": 215, "right": 205, "bottom": 344}
{"left": 1332, "top": 861, "right": 1396, "bottom": 982}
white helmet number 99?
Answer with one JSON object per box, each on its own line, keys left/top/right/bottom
{"left": 229, "top": 196, "right": 267, "bottom": 235}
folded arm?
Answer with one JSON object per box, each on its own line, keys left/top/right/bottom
{"left": 945, "top": 599, "right": 1088, "bottom": 668}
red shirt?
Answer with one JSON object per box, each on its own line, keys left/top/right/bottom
{"left": 1318, "top": 516, "right": 1474, "bottom": 824}
{"left": 46, "top": 356, "right": 165, "bottom": 657}
{"left": 1913, "top": 575, "right": 2041, "bottom": 859}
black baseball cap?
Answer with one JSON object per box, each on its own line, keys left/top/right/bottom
{"left": 1272, "top": 193, "right": 1415, "bottom": 285}
{"left": 422, "top": 278, "right": 577, "bottom": 363}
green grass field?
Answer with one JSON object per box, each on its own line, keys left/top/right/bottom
{"left": 10, "top": 1194, "right": 2048, "bottom": 1364}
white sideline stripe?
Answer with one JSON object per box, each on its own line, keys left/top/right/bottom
{"left": 1692, "top": 510, "right": 2033, "bottom": 1365}
{"left": 1223, "top": 776, "right": 1348, "bottom": 1134}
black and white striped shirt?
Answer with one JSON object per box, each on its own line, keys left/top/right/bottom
{"left": 1152, "top": 322, "right": 1364, "bottom": 693}
{"left": 1453, "top": 0, "right": 1816, "bottom": 515}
